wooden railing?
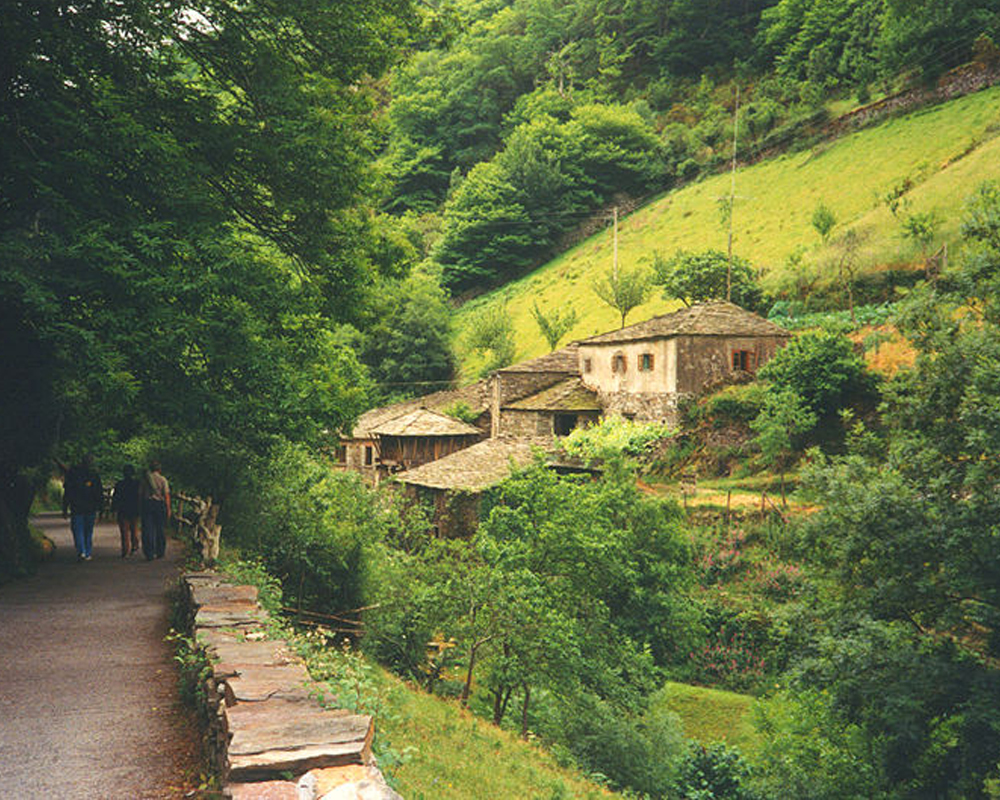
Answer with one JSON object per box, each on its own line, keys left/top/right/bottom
{"left": 173, "top": 492, "right": 222, "bottom": 565}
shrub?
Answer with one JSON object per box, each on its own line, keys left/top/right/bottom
{"left": 674, "top": 743, "right": 758, "bottom": 800}
{"left": 688, "top": 630, "right": 766, "bottom": 692}
{"left": 698, "top": 529, "right": 748, "bottom": 585}
{"left": 553, "top": 693, "right": 685, "bottom": 796}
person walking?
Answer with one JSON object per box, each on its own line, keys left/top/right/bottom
{"left": 62, "top": 454, "right": 103, "bottom": 561}
{"left": 140, "top": 460, "right": 171, "bottom": 560}
{"left": 112, "top": 464, "right": 141, "bottom": 558}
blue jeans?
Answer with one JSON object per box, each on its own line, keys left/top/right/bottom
{"left": 142, "top": 500, "right": 167, "bottom": 560}
{"left": 71, "top": 513, "right": 96, "bottom": 558}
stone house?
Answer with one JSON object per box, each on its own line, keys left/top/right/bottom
{"left": 577, "top": 301, "right": 790, "bottom": 423}
{"left": 394, "top": 437, "right": 598, "bottom": 537}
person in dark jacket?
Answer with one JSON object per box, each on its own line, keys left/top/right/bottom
{"left": 62, "top": 454, "right": 103, "bottom": 561}
{"left": 112, "top": 464, "right": 141, "bottom": 558}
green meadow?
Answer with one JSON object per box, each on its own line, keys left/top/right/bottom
{"left": 454, "top": 85, "right": 1000, "bottom": 378}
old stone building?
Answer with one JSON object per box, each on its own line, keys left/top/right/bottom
{"left": 338, "top": 382, "right": 490, "bottom": 486}
{"left": 340, "top": 301, "right": 789, "bottom": 514}
{"left": 577, "top": 301, "right": 790, "bottom": 423}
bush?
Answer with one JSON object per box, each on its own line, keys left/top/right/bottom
{"left": 697, "top": 384, "right": 769, "bottom": 426}
{"left": 223, "top": 443, "right": 389, "bottom": 616}
{"left": 687, "top": 630, "right": 766, "bottom": 692}
{"left": 674, "top": 743, "right": 758, "bottom": 800}
{"left": 758, "top": 330, "right": 879, "bottom": 422}
{"left": 553, "top": 693, "right": 685, "bottom": 796}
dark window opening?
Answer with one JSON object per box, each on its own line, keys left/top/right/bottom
{"left": 364, "top": 445, "right": 374, "bottom": 466}
{"left": 639, "top": 353, "right": 654, "bottom": 371}
{"left": 583, "top": 357, "right": 592, "bottom": 373}
{"left": 612, "top": 353, "right": 627, "bottom": 374}
{"left": 732, "top": 350, "right": 755, "bottom": 372}
{"left": 335, "top": 445, "right": 347, "bottom": 463}
{"left": 554, "top": 414, "right": 577, "bottom": 437}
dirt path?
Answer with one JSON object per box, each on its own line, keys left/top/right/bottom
{"left": 0, "top": 514, "right": 205, "bottom": 799}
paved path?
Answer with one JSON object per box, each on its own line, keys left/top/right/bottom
{"left": 0, "top": 514, "right": 203, "bottom": 799}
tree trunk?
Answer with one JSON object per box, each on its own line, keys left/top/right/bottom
{"left": 520, "top": 682, "right": 531, "bottom": 740}
{"left": 0, "top": 470, "right": 38, "bottom": 580}
{"left": 461, "top": 640, "right": 480, "bottom": 708}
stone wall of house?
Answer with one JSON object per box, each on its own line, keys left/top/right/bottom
{"left": 579, "top": 339, "right": 675, "bottom": 396}
{"left": 499, "top": 409, "right": 555, "bottom": 438}
{"left": 179, "top": 572, "right": 400, "bottom": 800}
{"left": 491, "top": 371, "right": 573, "bottom": 437}
{"left": 343, "top": 441, "right": 382, "bottom": 486}
{"left": 597, "top": 390, "right": 684, "bottom": 425}
{"left": 674, "top": 335, "right": 787, "bottom": 394}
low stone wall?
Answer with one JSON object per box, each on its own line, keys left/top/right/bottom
{"left": 180, "top": 572, "right": 402, "bottom": 800}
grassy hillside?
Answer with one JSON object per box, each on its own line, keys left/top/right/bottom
{"left": 360, "top": 667, "right": 621, "bottom": 799}
{"left": 454, "top": 85, "right": 1000, "bottom": 378}
{"left": 653, "top": 682, "right": 761, "bottom": 753}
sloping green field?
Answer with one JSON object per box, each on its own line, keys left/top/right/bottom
{"left": 455, "top": 85, "right": 1000, "bottom": 378}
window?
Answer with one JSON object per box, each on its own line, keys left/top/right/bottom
{"left": 364, "top": 445, "right": 374, "bottom": 466}
{"left": 732, "top": 350, "right": 754, "bottom": 372}
{"left": 639, "top": 353, "right": 654, "bottom": 371}
{"left": 554, "top": 414, "right": 577, "bottom": 437}
{"left": 583, "top": 357, "right": 592, "bottom": 373}
{"left": 612, "top": 353, "right": 627, "bottom": 374}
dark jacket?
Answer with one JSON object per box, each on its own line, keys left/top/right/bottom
{"left": 63, "top": 465, "right": 103, "bottom": 516}
{"left": 112, "top": 477, "right": 140, "bottom": 518}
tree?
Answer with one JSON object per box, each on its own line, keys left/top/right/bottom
{"left": 750, "top": 389, "right": 817, "bottom": 503}
{"left": 0, "top": 0, "right": 413, "bottom": 573}
{"left": 530, "top": 302, "right": 578, "bottom": 351}
{"left": 593, "top": 266, "right": 652, "bottom": 328}
{"left": 464, "top": 304, "right": 516, "bottom": 374}
{"left": 812, "top": 202, "right": 837, "bottom": 242}
{"left": 758, "top": 330, "right": 878, "bottom": 427}
{"left": 654, "top": 249, "right": 763, "bottom": 311}
{"left": 761, "top": 183, "right": 1000, "bottom": 798}
{"left": 356, "top": 273, "right": 457, "bottom": 401}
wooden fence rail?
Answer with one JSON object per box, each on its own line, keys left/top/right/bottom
{"left": 173, "top": 492, "right": 222, "bottom": 566}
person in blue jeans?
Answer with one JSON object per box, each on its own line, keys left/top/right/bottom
{"left": 140, "top": 460, "right": 171, "bottom": 560}
{"left": 62, "top": 454, "right": 103, "bottom": 561}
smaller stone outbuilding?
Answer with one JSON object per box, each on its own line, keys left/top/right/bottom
{"left": 394, "top": 438, "right": 548, "bottom": 537}
{"left": 338, "top": 382, "right": 490, "bottom": 485}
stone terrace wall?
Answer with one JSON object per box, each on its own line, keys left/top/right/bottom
{"left": 180, "top": 572, "right": 402, "bottom": 800}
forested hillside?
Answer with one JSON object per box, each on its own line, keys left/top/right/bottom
{"left": 380, "top": 0, "right": 1000, "bottom": 293}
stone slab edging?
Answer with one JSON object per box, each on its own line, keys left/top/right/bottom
{"left": 181, "top": 572, "right": 403, "bottom": 800}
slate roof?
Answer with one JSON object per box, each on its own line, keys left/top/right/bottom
{"left": 394, "top": 437, "right": 551, "bottom": 492}
{"left": 505, "top": 377, "right": 602, "bottom": 412}
{"left": 495, "top": 343, "right": 581, "bottom": 375}
{"left": 371, "top": 408, "right": 481, "bottom": 437}
{"left": 581, "top": 301, "right": 790, "bottom": 345}
{"left": 348, "top": 381, "right": 490, "bottom": 439}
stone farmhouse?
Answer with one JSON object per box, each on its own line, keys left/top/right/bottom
{"left": 338, "top": 301, "right": 789, "bottom": 533}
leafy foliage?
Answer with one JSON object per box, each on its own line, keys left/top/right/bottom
{"left": 0, "top": 0, "right": 414, "bottom": 562}
{"left": 758, "top": 330, "right": 878, "bottom": 424}
{"left": 592, "top": 266, "right": 653, "bottom": 329}
{"left": 530, "top": 302, "right": 578, "bottom": 352}
{"left": 654, "top": 250, "right": 763, "bottom": 312}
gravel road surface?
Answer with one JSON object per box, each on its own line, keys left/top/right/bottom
{"left": 0, "top": 514, "right": 204, "bottom": 799}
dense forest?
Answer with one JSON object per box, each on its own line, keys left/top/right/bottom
{"left": 4, "top": 0, "right": 1000, "bottom": 797}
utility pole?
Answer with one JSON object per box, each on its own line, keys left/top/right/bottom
{"left": 727, "top": 85, "right": 740, "bottom": 302}
{"left": 613, "top": 205, "right": 619, "bottom": 280}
